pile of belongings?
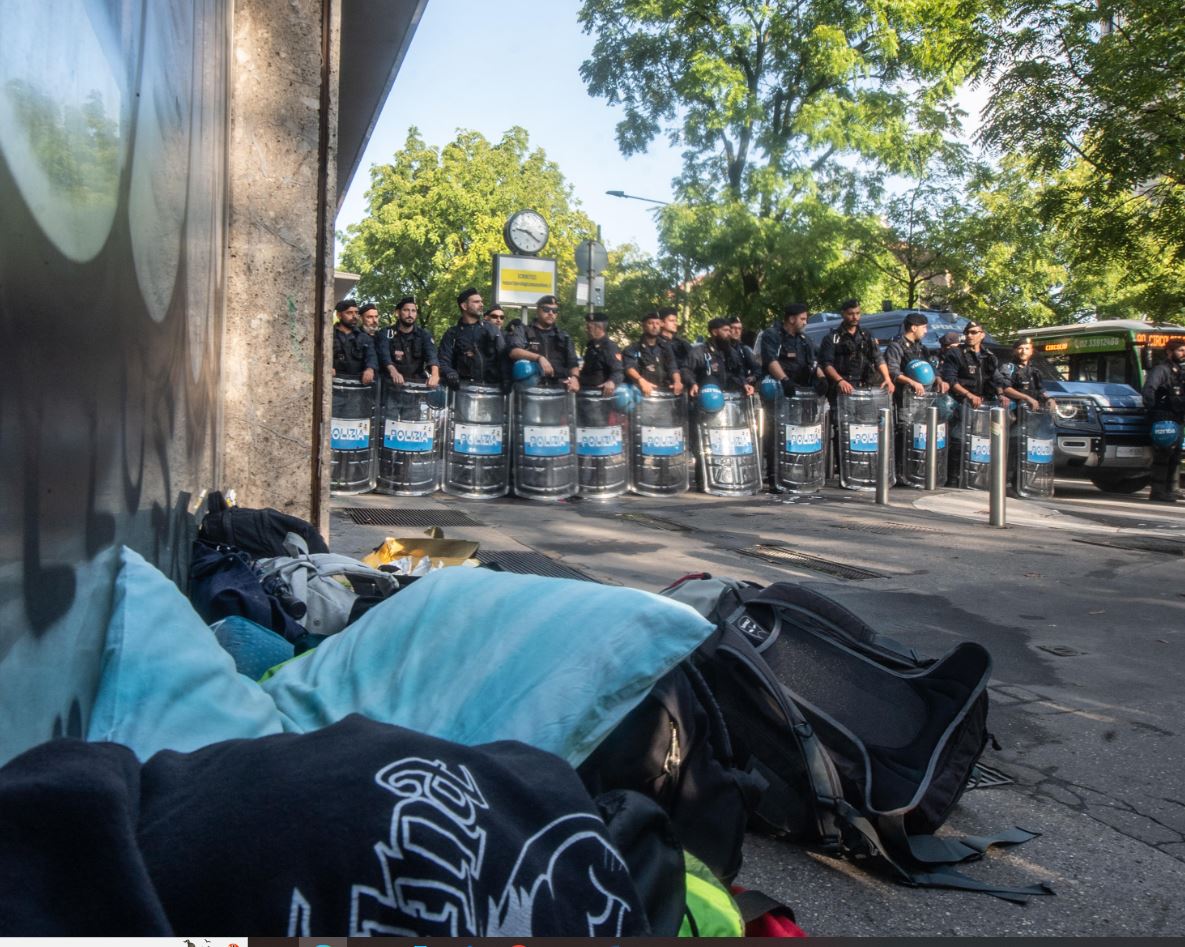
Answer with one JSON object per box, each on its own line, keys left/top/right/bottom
{"left": 0, "top": 498, "right": 1051, "bottom": 937}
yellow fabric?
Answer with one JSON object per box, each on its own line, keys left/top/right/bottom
{"left": 678, "top": 851, "right": 743, "bottom": 937}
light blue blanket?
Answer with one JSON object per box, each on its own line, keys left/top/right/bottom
{"left": 88, "top": 548, "right": 714, "bottom": 767}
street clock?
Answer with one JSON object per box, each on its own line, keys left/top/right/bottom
{"left": 503, "top": 209, "right": 549, "bottom": 255}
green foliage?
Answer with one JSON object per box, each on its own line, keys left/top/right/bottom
{"left": 339, "top": 127, "right": 596, "bottom": 336}
{"left": 600, "top": 243, "right": 684, "bottom": 336}
{"left": 976, "top": 0, "right": 1185, "bottom": 271}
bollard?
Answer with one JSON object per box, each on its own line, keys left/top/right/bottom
{"left": 990, "top": 405, "right": 1008, "bottom": 527}
{"left": 924, "top": 405, "right": 939, "bottom": 490}
{"left": 876, "top": 407, "right": 892, "bottom": 504}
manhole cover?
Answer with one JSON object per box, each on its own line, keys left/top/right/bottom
{"left": 1036, "top": 644, "right": 1086, "bottom": 657}
{"left": 1073, "top": 535, "right": 1185, "bottom": 556}
{"left": 831, "top": 521, "right": 940, "bottom": 535}
{"left": 617, "top": 512, "right": 693, "bottom": 532}
{"left": 341, "top": 508, "right": 483, "bottom": 528}
{"left": 736, "top": 544, "right": 884, "bottom": 580}
{"left": 966, "top": 762, "right": 1014, "bottom": 790}
{"left": 477, "top": 550, "right": 596, "bottom": 582}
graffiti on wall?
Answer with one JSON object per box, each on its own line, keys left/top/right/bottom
{"left": 0, "top": 0, "right": 229, "bottom": 763}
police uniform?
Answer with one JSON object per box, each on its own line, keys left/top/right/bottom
{"left": 666, "top": 335, "right": 696, "bottom": 387}
{"left": 508, "top": 321, "right": 580, "bottom": 388}
{"left": 884, "top": 333, "right": 934, "bottom": 407}
{"left": 332, "top": 325, "right": 378, "bottom": 377}
{"left": 761, "top": 324, "right": 819, "bottom": 392}
{"left": 819, "top": 326, "right": 885, "bottom": 390}
{"left": 939, "top": 344, "right": 1002, "bottom": 402}
{"left": 438, "top": 319, "right": 505, "bottom": 387}
{"left": 378, "top": 325, "right": 438, "bottom": 382}
{"left": 1001, "top": 361, "right": 1049, "bottom": 403}
{"left": 580, "top": 337, "right": 625, "bottom": 389}
{"left": 623, "top": 338, "right": 680, "bottom": 388}
{"left": 1143, "top": 356, "right": 1185, "bottom": 499}
{"left": 694, "top": 339, "right": 754, "bottom": 393}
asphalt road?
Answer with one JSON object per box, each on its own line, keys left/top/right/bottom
{"left": 330, "top": 478, "right": 1185, "bottom": 936}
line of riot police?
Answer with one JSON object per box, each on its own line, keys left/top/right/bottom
{"left": 329, "top": 293, "right": 1059, "bottom": 500}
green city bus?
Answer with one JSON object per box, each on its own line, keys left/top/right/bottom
{"left": 1019, "top": 320, "right": 1185, "bottom": 389}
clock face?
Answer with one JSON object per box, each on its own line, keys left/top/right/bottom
{"left": 505, "top": 210, "right": 549, "bottom": 254}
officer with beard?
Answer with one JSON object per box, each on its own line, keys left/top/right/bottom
{"left": 331, "top": 299, "right": 377, "bottom": 383}
{"left": 438, "top": 288, "right": 505, "bottom": 388}
{"left": 761, "top": 303, "right": 821, "bottom": 395}
{"left": 624, "top": 312, "right": 684, "bottom": 397}
{"left": 379, "top": 296, "right": 440, "bottom": 387}
{"left": 659, "top": 307, "right": 695, "bottom": 388}
{"left": 819, "top": 299, "right": 894, "bottom": 399}
{"left": 507, "top": 295, "right": 580, "bottom": 391}
{"left": 693, "top": 317, "right": 756, "bottom": 396}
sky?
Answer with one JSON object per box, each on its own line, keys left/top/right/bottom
{"left": 335, "top": 0, "right": 993, "bottom": 265}
{"left": 335, "top": 0, "right": 685, "bottom": 262}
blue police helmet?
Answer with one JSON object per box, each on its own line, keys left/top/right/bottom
{"left": 511, "top": 358, "right": 541, "bottom": 382}
{"left": 426, "top": 386, "right": 448, "bottom": 409}
{"left": 906, "top": 359, "right": 935, "bottom": 386}
{"left": 933, "top": 393, "right": 957, "bottom": 422}
{"left": 698, "top": 384, "right": 725, "bottom": 413}
{"left": 759, "top": 375, "right": 781, "bottom": 402}
{"left": 1151, "top": 419, "right": 1182, "bottom": 448}
{"left": 614, "top": 384, "right": 638, "bottom": 411}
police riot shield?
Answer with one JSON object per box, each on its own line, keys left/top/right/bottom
{"left": 631, "top": 391, "right": 690, "bottom": 497}
{"left": 958, "top": 401, "right": 997, "bottom": 491}
{"left": 575, "top": 390, "right": 630, "bottom": 499}
{"left": 442, "top": 383, "right": 510, "bottom": 499}
{"left": 376, "top": 382, "right": 445, "bottom": 496}
{"left": 897, "top": 389, "right": 949, "bottom": 489}
{"left": 330, "top": 377, "right": 378, "bottom": 495}
{"left": 837, "top": 388, "right": 894, "bottom": 491}
{"left": 1015, "top": 404, "right": 1056, "bottom": 499}
{"left": 513, "top": 387, "right": 577, "bottom": 501}
{"left": 774, "top": 393, "right": 829, "bottom": 493}
{"left": 697, "top": 392, "right": 762, "bottom": 495}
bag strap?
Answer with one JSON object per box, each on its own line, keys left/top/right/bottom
{"left": 282, "top": 531, "right": 311, "bottom": 559}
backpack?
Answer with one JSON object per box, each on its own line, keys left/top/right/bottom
{"left": 662, "top": 573, "right": 1053, "bottom": 902}
{"left": 198, "top": 492, "right": 329, "bottom": 559}
{"left": 577, "top": 663, "right": 763, "bottom": 885}
{"left": 256, "top": 533, "right": 400, "bottom": 637}
{"left": 189, "top": 540, "right": 308, "bottom": 644}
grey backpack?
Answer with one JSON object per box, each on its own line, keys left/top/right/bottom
{"left": 256, "top": 533, "right": 399, "bottom": 636}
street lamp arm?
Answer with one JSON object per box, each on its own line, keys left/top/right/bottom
{"left": 605, "top": 189, "right": 671, "bottom": 206}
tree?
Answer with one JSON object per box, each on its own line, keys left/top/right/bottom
{"left": 976, "top": 0, "right": 1185, "bottom": 268}
{"left": 578, "top": 0, "right": 978, "bottom": 321}
{"left": 340, "top": 127, "right": 596, "bottom": 336}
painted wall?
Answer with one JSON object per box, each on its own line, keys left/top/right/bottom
{"left": 0, "top": 0, "right": 229, "bottom": 763}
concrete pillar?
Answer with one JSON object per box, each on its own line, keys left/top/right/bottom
{"left": 223, "top": 0, "right": 339, "bottom": 533}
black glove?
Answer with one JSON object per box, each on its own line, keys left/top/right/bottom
{"left": 813, "top": 376, "right": 829, "bottom": 396}
{"left": 781, "top": 377, "right": 796, "bottom": 397}
{"left": 444, "top": 372, "right": 460, "bottom": 390}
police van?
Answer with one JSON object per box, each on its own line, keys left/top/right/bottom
{"left": 802, "top": 309, "right": 1159, "bottom": 494}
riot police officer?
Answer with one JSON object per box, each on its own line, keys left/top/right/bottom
{"left": 438, "top": 287, "right": 505, "bottom": 388}
{"left": 624, "top": 312, "right": 685, "bottom": 397}
{"left": 999, "top": 338, "right": 1054, "bottom": 412}
{"left": 659, "top": 307, "right": 695, "bottom": 387}
{"left": 331, "top": 299, "right": 377, "bottom": 383}
{"left": 507, "top": 295, "right": 580, "bottom": 391}
{"left": 940, "top": 322, "right": 1002, "bottom": 409}
{"left": 761, "top": 303, "right": 821, "bottom": 395}
{"left": 727, "top": 315, "right": 761, "bottom": 381}
{"left": 885, "top": 313, "right": 950, "bottom": 402}
{"left": 379, "top": 296, "right": 440, "bottom": 387}
{"left": 694, "top": 317, "right": 756, "bottom": 395}
{"left": 359, "top": 301, "right": 381, "bottom": 337}
{"left": 579, "top": 312, "right": 624, "bottom": 394}
{"left": 819, "top": 299, "right": 894, "bottom": 398}
{"left": 1143, "top": 337, "right": 1185, "bottom": 503}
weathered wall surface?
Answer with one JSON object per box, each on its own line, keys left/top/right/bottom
{"left": 0, "top": 0, "right": 339, "bottom": 765}
{"left": 223, "top": 0, "right": 338, "bottom": 530}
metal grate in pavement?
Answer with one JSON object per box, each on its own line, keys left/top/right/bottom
{"left": 831, "top": 520, "right": 941, "bottom": 535}
{"left": 617, "top": 512, "right": 694, "bottom": 532}
{"left": 1073, "top": 535, "right": 1185, "bottom": 556}
{"left": 340, "top": 508, "right": 483, "bottom": 528}
{"left": 736, "top": 544, "right": 884, "bottom": 580}
{"left": 966, "top": 762, "right": 1015, "bottom": 791}
{"left": 477, "top": 550, "right": 596, "bottom": 582}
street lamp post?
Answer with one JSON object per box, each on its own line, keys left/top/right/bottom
{"left": 605, "top": 189, "right": 687, "bottom": 320}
